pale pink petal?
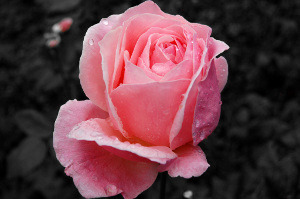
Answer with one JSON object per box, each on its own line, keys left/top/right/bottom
{"left": 110, "top": 80, "right": 190, "bottom": 146}
{"left": 69, "top": 118, "right": 177, "bottom": 164}
{"left": 152, "top": 61, "right": 176, "bottom": 76}
{"left": 192, "top": 62, "right": 221, "bottom": 145}
{"left": 137, "top": 57, "right": 162, "bottom": 81}
{"left": 117, "top": 1, "right": 166, "bottom": 26}
{"left": 79, "top": 23, "right": 110, "bottom": 111}
{"left": 158, "top": 144, "right": 209, "bottom": 178}
{"left": 123, "top": 55, "right": 155, "bottom": 84}
{"left": 130, "top": 23, "right": 184, "bottom": 65}
{"left": 53, "top": 100, "right": 108, "bottom": 167}
{"left": 191, "top": 23, "right": 212, "bottom": 42}
{"left": 151, "top": 44, "right": 171, "bottom": 64}
{"left": 99, "top": 26, "right": 122, "bottom": 92}
{"left": 207, "top": 37, "right": 229, "bottom": 61}
{"left": 112, "top": 14, "right": 164, "bottom": 89}
{"left": 161, "top": 60, "right": 193, "bottom": 81}
{"left": 99, "top": 27, "right": 125, "bottom": 135}
{"left": 214, "top": 56, "right": 228, "bottom": 92}
{"left": 53, "top": 100, "right": 159, "bottom": 199}
{"left": 65, "top": 141, "right": 158, "bottom": 199}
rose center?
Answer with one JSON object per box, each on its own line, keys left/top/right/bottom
{"left": 150, "top": 38, "right": 185, "bottom": 76}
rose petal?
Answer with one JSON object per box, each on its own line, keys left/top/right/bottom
{"left": 161, "top": 59, "right": 193, "bottom": 81}
{"left": 131, "top": 27, "right": 182, "bottom": 65}
{"left": 169, "top": 45, "right": 209, "bottom": 149}
{"left": 110, "top": 80, "right": 190, "bottom": 146}
{"left": 214, "top": 56, "right": 228, "bottom": 92}
{"left": 123, "top": 54, "right": 155, "bottom": 84}
{"left": 54, "top": 100, "right": 108, "bottom": 168}
{"left": 158, "top": 144, "right": 209, "bottom": 178}
{"left": 79, "top": 23, "right": 110, "bottom": 111}
{"left": 192, "top": 62, "right": 221, "bottom": 145}
{"left": 68, "top": 118, "right": 177, "bottom": 164}
{"left": 112, "top": 14, "right": 164, "bottom": 89}
{"left": 99, "top": 26, "right": 123, "bottom": 92}
{"left": 207, "top": 37, "right": 229, "bottom": 61}
{"left": 170, "top": 37, "right": 229, "bottom": 149}
{"left": 53, "top": 100, "right": 158, "bottom": 199}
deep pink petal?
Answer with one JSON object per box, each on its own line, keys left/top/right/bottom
{"left": 68, "top": 118, "right": 177, "bottom": 164}
{"left": 170, "top": 36, "right": 229, "bottom": 149}
{"left": 192, "top": 62, "right": 221, "bottom": 145}
{"left": 214, "top": 56, "right": 228, "bottom": 92}
{"left": 53, "top": 100, "right": 159, "bottom": 199}
{"left": 110, "top": 80, "right": 190, "bottom": 146}
{"left": 169, "top": 46, "right": 209, "bottom": 150}
{"left": 158, "top": 144, "right": 209, "bottom": 178}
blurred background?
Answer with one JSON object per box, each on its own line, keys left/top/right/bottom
{"left": 1, "top": 0, "right": 299, "bottom": 198}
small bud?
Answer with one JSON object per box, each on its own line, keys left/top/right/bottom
{"left": 52, "top": 17, "right": 73, "bottom": 33}
{"left": 45, "top": 35, "right": 61, "bottom": 48}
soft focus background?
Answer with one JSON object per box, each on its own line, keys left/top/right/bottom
{"left": 1, "top": 0, "right": 299, "bottom": 198}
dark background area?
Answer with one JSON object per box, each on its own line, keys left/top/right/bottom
{"left": 1, "top": 0, "right": 299, "bottom": 198}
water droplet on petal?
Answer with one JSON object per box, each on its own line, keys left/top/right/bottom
{"left": 105, "top": 184, "right": 117, "bottom": 195}
{"left": 103, "top": 19, "right": 108, "bottom": 25}
{"left": 89, "top": 39, "right": 94, "bottom": 45}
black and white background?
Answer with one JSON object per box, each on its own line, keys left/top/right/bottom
{"left": 0, "top": 0, "right": 299, "bottom": 198}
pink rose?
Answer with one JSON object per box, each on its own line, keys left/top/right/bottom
{"left": 53, "top": 1, "right": 229, "bottom": 199}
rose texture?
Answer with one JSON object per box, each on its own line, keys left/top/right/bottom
{"left": 53, "top": 1, "right": 229, "bottom": 199}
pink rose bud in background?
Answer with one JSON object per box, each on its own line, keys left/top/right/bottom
{"left": 44, "top": 32, "right": 61, "bottom": 48}
{"left": 53, "top": 1, "right": 229, "bottom": 199}
{"left": 52, "top": 17, "right": 73, "bottom": 33}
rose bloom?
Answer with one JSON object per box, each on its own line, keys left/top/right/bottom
{"left": 53, "top": 1, "right": 229, "bottom": 199}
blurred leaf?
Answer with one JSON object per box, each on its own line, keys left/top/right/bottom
{"left": 7, "top": 137, "right": 47, "bottom": 178}
{"left": 35, "top": 69, "right": 63, "bottom": 91}
{"left": 36, "top": 0, "right": 80, "bottom": 12}
{"left": 15, "top": 109, "right": 52, "bottom": 138}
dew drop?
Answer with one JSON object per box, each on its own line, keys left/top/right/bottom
{"left": 105, "top": 184, "right": 117, "bottom": 195}
{"left": 103, "top": 19, "right": 108, "bottom": 25}
{"left": 89, "top": 39, "right": 94, "bottom": 45}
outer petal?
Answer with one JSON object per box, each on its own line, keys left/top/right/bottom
{"left": 79, "top": 23, "right": 111, "bottom": 111}
{"left": 68, "top": 118, "right": 177, "bottom": 164}
{"left": 192, "top": 62, "right": 221, "bottom": 145}
{"left": 207, "top": 37, "right": 229, "bottom": 61}
{"left": 110, "top": 80, "right": 190, "bottom": 146}
{"left": 170, "top": 38, "right": 229, "bottom": 149}
{"left": 53, "top": 100, "right": 108, "bottom": 166}
{"left": 53, "top": 100, "right": 159, "bottom": 199}
{"left": 214, "top": 56, "right": 228, "bottom": 92}
{"left": 158, "top": 144, "right": 209, "bottom": 178}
